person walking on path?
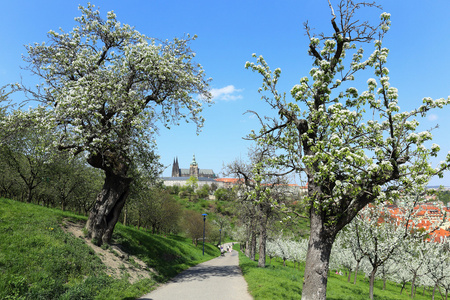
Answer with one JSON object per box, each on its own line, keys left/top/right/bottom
{"left": 139, "top": 242, "right": 252, "bottom": 300}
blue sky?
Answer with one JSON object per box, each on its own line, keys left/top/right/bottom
{"left": 1, "top": 1, "right": 449, "bottom": 186}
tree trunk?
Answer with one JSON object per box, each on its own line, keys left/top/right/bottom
{"left": 86, "top": 171, "right": 131, "bottom": 246}
{"left": 61, "top": 196, "right": 67, "bottom": 211}
{"left": 400, "top": 282, "right": 405, "bottom": 295}
{"left": 347, "top": 269, "right": 352, "bottom": 282}
{"left": 123, "top": 204, "right": 127, "bottom": 226}
{"left": 26, "top": 185, "right": 34, "bottom": 203}
{"left": 354, "top": 260, "right": 360, "bottom": 284}
{"left": 250, "top": 219, "right": 257, "bottom": 261}
{"left": 301, "top": 211, "right": 335, "bottom": 300}
{"left": 369, "top": 267, "right": 378, "bottom": 300}
{"left": 245, "top": 219, "right": 252, "bottom": 258}
{"left": 258, "top": 208, "right": 269, "bottom": 268}
{"left": 411, "top": 273, "right": 417, "bottom": 298}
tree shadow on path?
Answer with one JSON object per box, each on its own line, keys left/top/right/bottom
{"left": 170, "top": 264, "right": 242, "bottom": 283}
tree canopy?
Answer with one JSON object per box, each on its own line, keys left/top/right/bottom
{"left": 5, "top": 4, "right": 212, "bottom": 245}
{"left": 17, "top": 4, "right": 211, "bottom": 167}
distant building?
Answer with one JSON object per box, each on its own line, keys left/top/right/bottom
{"left": 171, "top": 155, "right": 216, "bottom": 178}
{"left": 162, "top": 155, "right": 307, "bottom": 196}
{"left": 162, "top": 154, "right": 218, "bottom": 190}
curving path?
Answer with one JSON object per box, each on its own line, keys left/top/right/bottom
{"left": 139, "top": 243, "right": 253, "bottom": 300}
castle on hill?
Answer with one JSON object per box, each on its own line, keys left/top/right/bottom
{"left": 171, "top": 155, "right": 217, "bottom": 179}
{"left": 163, "top": 155, "right": 306, "bottom": 196}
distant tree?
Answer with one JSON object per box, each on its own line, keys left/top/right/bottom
{"left": 71, "top": 167, "right": 104, "bottom": 215}
{"left": 0, "top": 85, "right": 14, "bottom": 143}
{"left": 183, "top": 176, "right": 199, "bottom": 201}
{"left": 351, "top": 195, "right": 443, "bottom": 300}
{"left": 214, "top": 188, "right": 229, "bottom": 201}
{"left": 166, "top": 184, "right": 180, "bottom": 195}
{"left": 0, "top": 126, "right": 53, "bottom": 203}
{"left": 437, "top": 190, "right": 450, "bottom": 206}
{"left": 0, "top": 146, "right": 22, "bottom": 199}
{"left": 396, "top": 239, "right": 431, "bottom": 297}
{"left": 424, "top": 240, "right": 450, "bottom": 300}
{"left": 225, "top": 145, "right": 289, "bottom": 267}
{"left": 196, "top": 184, "right": 210, "bottom": 199}
{"left": 8, "top": 4, "right": 211, "bottom": 245}
{"left": 338, "top": 221, "right": 367, "bottom": 285}
{"left": 213, "top": 215, "right": 230, "bottom": 242}
{"left": 330, "top": 234, "right": 357, "bottom": 282}
{"left": 183, "top": 210, "right": 209, "bottom": 246}
{"left": 210, "top": 182, "right": 218, "bottom": 192}
{"left": 147, "top": 188, "right": 182, "bottom": 234}
{"left": 186, "top": 176, "right": 199, "bottom": 191}
{"left": 45, "top": 154, "right": 88, "bottom": 211}
{"left": 245, "top": 1, "right": 450, "bottom": 298}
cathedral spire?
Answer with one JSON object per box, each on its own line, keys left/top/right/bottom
{"left": 191, "top": 154, "right": 197, "bottom": 166}
{"left": 172, "top": 157, "right": 180, "bottom": 177}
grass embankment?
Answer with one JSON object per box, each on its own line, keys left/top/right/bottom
{"left": 0, "top": 198, "right": 219, "bottom": 300}
{"left": 235, "top": 245, "right": 433, "bottom": 300}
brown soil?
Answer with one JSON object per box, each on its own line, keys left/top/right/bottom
{"left": 62, "top": 220, "right": 157, "bottom": 284}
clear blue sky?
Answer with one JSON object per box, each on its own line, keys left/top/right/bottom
{"left": 1, "top": 1, "right": 449, "bottom": 186}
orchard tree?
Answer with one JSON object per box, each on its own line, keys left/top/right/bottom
{"left": 245, "top": 1, "right": 450, "bottom": 299}
{"left": 10, "top": 4, "right": 211, "bottom": 245}
{"left": 351, "top": 196, "right": 444, "bottom": 300}
{"left": 397, "top": 239, "right": 431, "bottom": 297}
{"left": 337, "top": 223, "right": 366, "bottom": 284}
{"left": 424, "top": 239, "right": 450, "bottom": 300}
{"left": 0, "top": 125, "right": 53, "bottom": 203}
{"left": 225, "top": 145, "right": 289, "bottom": 267}
{"left": 330, "top": 234, "right": 356, "bottom": 282}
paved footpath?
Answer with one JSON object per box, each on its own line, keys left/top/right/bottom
{"left": 139, "top": 243, "right": 253, "bottom": 300}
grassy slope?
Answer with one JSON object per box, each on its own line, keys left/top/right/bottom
{"left": 0, "top": 198, "right": 219, "bottom": 300}
{"left": 235, "top": 245, "right": 434, "bottom": 300}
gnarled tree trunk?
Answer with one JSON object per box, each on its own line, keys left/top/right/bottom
{"left": 301, "top": 209, "right": 335, "bottom": 300}
{"left": 86, "top": 151, "right": 132, "bottom": 246}
{"left": 86, "top": 170, "right": 131, "bottom": 245}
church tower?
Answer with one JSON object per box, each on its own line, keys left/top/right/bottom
{"left": 189, "top": 154, "right": 199, "bottom": 178}
{"left": 171, "top": 157, "right": 180, "bottom": 177}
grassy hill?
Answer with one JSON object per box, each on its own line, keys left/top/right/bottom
{"left": 0, "top": 198, "right": 219, "bottom": 300}
{"left": 2, "top": 197, "right": 432, "bottom": 300}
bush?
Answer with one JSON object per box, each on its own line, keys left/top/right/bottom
{"left": 166, "top": 185, "right": 180, "bottom": 195}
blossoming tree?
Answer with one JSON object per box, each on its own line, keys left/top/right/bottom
{"left": 224, "top": 145, "right": 290, "bottom": 267}
{"left": 245, "top": 1, "right": 450, "bottom": 298}
{"left": 13, "top": 4, "right": 211, "bottom": 245}
{"left": 351, "top": 200, "right": 439, "bottom": 300}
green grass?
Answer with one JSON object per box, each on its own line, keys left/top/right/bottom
{"left": 0, "top": 198, "right": 220, "bottom": 300}
{"left": 236, "top": 245, "right": 434, "bottom": 300}
{"left": 112, "top": 224, "right": 219, "bottom": 280}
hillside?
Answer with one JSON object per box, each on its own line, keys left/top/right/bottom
{"left": 0, "top": 198, "right": 220, "bottom": 300}
{"left": 2, "top": 197, "right": 442, "bottom": 300}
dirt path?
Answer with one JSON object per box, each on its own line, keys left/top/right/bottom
{"left": 62, "top": 220, "right": 154, "bottom": 283}
{"left": 139, "top": 242, "right": 253, "bottom": 300}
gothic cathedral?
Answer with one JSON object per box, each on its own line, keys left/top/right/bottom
{"left": 171, "top": 154, "right": 216, "bottom": 178}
